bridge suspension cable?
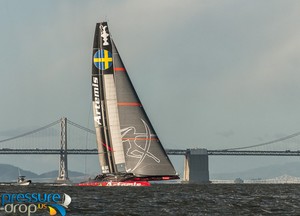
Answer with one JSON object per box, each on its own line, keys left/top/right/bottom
{"left": 67, "top": 119, "right": 95, "bottom": 134}
{"left": 224, "top": 131, "right": 300, "bottom": 150}
{"left": 0, "top": 119, "right": 61, "bottom": 144}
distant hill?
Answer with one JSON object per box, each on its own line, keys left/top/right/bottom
{"left": 211, "top": 161, "right": 300, "bottom": 180}
{"left": 0, "top": 164, "right": 39, "bottom": 182}
{"left": 38, "top": 170, "right": 85, "bottom": 178}
{"left": 0, "top": 164, "right": 86, "bottom": 183}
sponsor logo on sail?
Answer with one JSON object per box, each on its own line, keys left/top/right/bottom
{"left": 100, "top": 24, "right": 110, "bottom": 46}
{"left": 94, "top": 49, "right": 113, "bottom": 70}
{"left": 121, "top": 119, "right": 160, "bottom": 172}
{"left": 92, "top": 76, "right": 102, "bottom": 125}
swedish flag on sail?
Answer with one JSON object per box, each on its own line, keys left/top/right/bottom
{"left": 94, "top": 49, "right": 113, "bottom": 70}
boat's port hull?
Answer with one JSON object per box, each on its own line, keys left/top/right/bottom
{"left": 76, "top": 181, "right": 151, "bottom": 187}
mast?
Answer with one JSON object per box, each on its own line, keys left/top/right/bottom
{"left": 92, "top": 23, "right": 114, "bottom": 173}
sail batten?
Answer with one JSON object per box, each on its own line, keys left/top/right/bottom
{"left": 117, "top": 102, "right": 142, "bottom": 107}
{"left": 114, "top": 67, "right": 126, "bottom": 71}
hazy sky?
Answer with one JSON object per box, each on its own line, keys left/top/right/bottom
{"left": 1, "top": 0, "right": 300, "bottom": 176}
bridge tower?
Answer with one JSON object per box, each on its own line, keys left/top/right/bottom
{"left": 56, "top": 117, "right": 70, "bottom": 183}
{"left": 183, "top": 148, "right": 210, "bottom": 183}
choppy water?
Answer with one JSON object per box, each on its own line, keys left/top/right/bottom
{"left": 0, "top": 184, "right": 300, "bottom": 215}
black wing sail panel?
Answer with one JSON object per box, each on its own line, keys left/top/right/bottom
{"left": 112, "top": 40, "right": 178, "bottom": 178}
{"left": 92, "top": 22, "right": 126, "bottom": 174}
{"left": 92, "top": 23, "right": 111, "bottom": 174}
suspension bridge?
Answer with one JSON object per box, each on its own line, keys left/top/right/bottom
{"left": 0, "top": 117, "right": 300, "bottom": 183}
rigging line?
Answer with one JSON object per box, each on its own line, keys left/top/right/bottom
{"left": 0, "top": 119, "right": 61, "bottom": 144}
{"left": 67, "top": 120, "right": 96, "bottom": 134}
{"left": 85, "top": 101, "right": 93, "bottom": 175}
{"left": 223, "top": 131, "right": 300, "bottom": 151}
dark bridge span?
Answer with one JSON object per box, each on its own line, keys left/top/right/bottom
{"left": 0, "top": 148, "right": 298, "bottom": 156}
{"left": 208, "top": 150, "right": 300, "bottom": 156}
{"left": 166, "top": 149, "right": 300, "bottom": 156}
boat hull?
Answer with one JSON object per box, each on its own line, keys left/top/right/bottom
{"left": 11, "top": 181, "right": 31, "bottom": 186}
{"left": 77, "top": 181, "right": 150, "bottom": 187}
{"left": 18, "top": 181, "right": 31, "bottom": 186}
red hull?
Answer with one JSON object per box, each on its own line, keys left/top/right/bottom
{"left": 76, "top": 181, "right": 151, "bottom": 187}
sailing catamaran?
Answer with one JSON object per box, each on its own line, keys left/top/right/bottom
{"left": 78, "top": 22, "right": 179, "bottom": 186}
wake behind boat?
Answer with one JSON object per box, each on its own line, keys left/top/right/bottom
{"left": 77, "top": 22, "right": 179, "bottom": 187}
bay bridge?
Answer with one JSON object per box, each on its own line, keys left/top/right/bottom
{"left": 1, "top": 117, "right": 300, "bottom": 183}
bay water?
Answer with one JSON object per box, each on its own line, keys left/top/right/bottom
{"left": 0, "top": 184, "right": 299, "bottom": 215}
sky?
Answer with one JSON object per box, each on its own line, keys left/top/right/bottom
{"left": 1, "top": 0, "right": 300, "bottom": 177}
